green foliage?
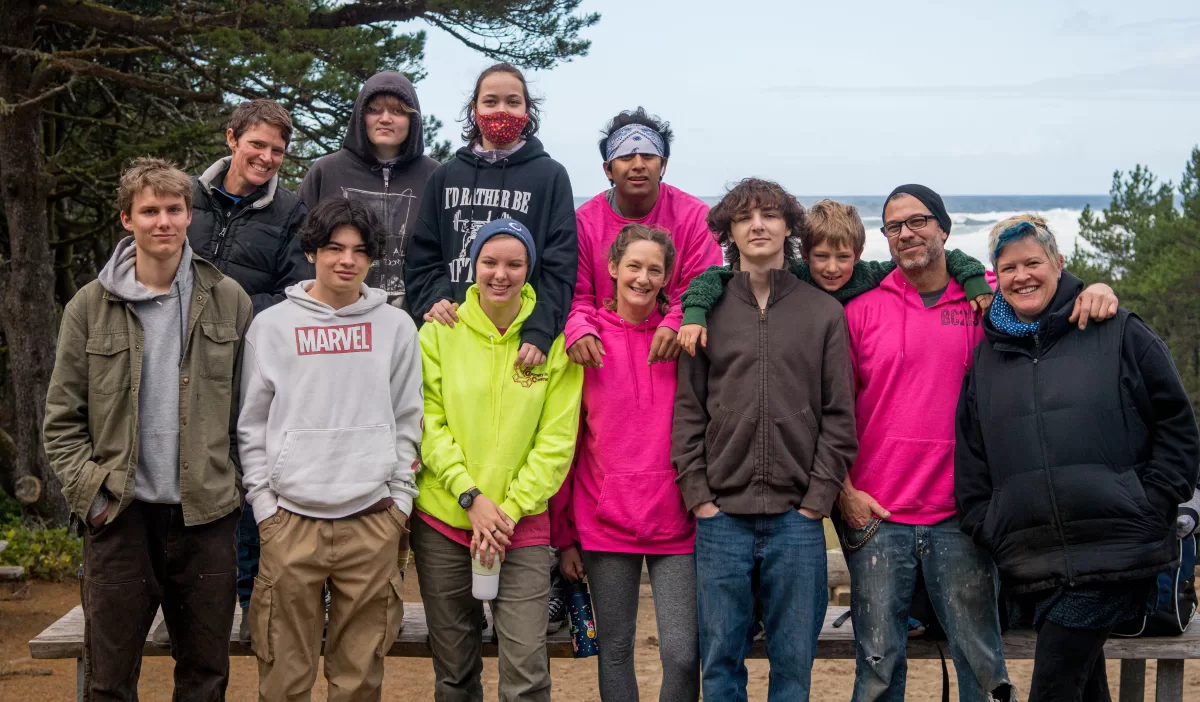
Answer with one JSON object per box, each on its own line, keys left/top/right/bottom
{"left": 1, "top": 516, "right": 82, "bottom": 582}
{"left": 0, "top": 485, "right": 21, "bottom": 521}
{"left": 1067, "top": 147, "right": 1200, "bottom": 406}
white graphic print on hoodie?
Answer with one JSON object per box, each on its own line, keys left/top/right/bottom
{"left": 238, "top": 282, "right": 422, "bottom": 523}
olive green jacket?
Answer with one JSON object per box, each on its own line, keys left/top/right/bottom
{"left": 43, "top": 254, "right": 253, "bottom": 526}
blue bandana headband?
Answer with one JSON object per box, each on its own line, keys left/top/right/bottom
{"left": 989, "top": 290, "right": 1041, "bottom": 337}
{"left": 605, "top": 124, "right": 666, "bottom": 162}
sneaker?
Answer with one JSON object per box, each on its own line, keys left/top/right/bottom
{"left": 151, "top": 618, "right": 170, "bottom": 647}
{"left": 239, "top": 604, "right": 252, "bottom": 644}
{"left": 547, "top": 595, "right": 566, "bottom": 634}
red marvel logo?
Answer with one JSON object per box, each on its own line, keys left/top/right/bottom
{"left": 295, "top": 323, "right": 373, "bottom": 355}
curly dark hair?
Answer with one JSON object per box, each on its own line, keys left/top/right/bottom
{"left": 603, "top": 224, "right": 677, "bottom": 314}
{"left": 460, "top": 63, "right": 542, "bottom": 144}
{"left": 597, "top": 106, "right": 674, "bottom": 160}
{"left": 299, "top": 198, "right": 386, "bottom": 261}
{"left": 707, "top": 178, "right": 805, "bottom": 269}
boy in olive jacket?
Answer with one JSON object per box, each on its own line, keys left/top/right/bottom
{"left": 44, "top": 158, "right": 252, "bottom": 700}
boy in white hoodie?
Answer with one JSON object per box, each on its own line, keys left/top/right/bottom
{"left": 238, "top": 198, "right": 422, "bottom": 700}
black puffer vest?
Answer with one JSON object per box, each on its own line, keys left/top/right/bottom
{"left": 971, "top": 273, "right": 1175, "bottom": 593}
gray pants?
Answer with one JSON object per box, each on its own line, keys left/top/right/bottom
{"left": 412, "top": 517, "right": 552, "bottom": 702}
{"left": 581, "top": 551, "right": 700, "bottom": 702}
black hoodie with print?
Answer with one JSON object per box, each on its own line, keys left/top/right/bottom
{"left": 300, "top": 71, "right": 440, "bottom": 307}
{"left": 403, "top": 137, "right": 578, "bottom": 354}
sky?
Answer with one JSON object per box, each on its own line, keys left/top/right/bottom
{"left": 402, "top": 0, "right": 1200, "bottom": 198}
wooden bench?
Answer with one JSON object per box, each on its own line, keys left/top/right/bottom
{"left": 0, "top": 539, "right": 26, "bottom": 580}
{"left": 30, "top": 603, "right": 1196, "bottom": 701}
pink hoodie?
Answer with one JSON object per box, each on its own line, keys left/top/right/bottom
{"left": 563, "top": 184, "right": 722, "bottom": 348}
{"left": 550, "top": 308, "right": 694, "bottom": 554}
{"left": 844, "top": 269, "right": 987, "bottom": 525}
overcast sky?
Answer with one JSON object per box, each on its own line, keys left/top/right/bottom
{"left": 404, "top": 0, "right": 1200, "bottom": 197}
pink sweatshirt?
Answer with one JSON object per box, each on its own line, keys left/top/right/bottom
{"left": 844, "top": 269, "right": 987, "bottom": 525}
{"left": 563, "top": 184, "right": 722, "bottom": 349}
{"left": 550, "top": 308, "right": 694, "bottom": 554}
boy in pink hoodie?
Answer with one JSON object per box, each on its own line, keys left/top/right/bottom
{"left": 564, "top": 107, "right": 722, "bottom": 368}
{"left": 841, "top": 184, "right": 1117, "bottom": 702}
{"left": 551, "top": 224, "right": 699, "bottom": 702}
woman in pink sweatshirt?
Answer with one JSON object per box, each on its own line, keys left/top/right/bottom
{"left": 550, "top": 224, "right": 699, "bottom": 701}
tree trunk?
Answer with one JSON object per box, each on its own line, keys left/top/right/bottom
{"left": 0, "top": 0, "right": 71, "bottom": 525}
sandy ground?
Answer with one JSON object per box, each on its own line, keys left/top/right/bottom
{"left": 3, "top": 578, "right": 1200, "bottom": 701}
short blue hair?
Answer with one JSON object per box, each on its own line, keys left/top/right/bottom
{"left": 988, "top": 215, "right": 1060, "bottom": 267}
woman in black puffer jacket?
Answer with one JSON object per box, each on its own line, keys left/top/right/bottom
{"left": 955, "top": 214, "right": 1199, "bottom": 702}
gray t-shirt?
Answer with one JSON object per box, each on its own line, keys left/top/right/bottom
{"left": 920, "top": 285, "right": 947, "bottom": 308}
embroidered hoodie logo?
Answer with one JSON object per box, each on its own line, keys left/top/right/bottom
{"left": 512, "top": 368, "right": 548, "bottom": 387}
{"left": 295, "top": 323, "right": 373, "bottom": 355}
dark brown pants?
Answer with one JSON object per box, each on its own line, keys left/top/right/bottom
{"left": 81, "top": 500, "right": 238, "bottom": 701}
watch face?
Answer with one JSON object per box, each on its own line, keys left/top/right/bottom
{"left": 459, "top": 494, "right": 472, "bottom": 509}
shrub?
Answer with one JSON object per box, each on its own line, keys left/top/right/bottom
{"left": 1, "top": 517, "right": 82, "bottom": 582}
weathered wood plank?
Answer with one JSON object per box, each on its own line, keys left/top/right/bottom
{"left": 1119, "top": 659, "right": 1146, "bottom": 702}
{"left": 1154, "top": 659, "right": 1184, "bottom": 702}
{"left": 32, "top": 605, "right": 1200, "bottom": 661}
{"left": 0, "top": 565, "right": 25, "bottom": 580}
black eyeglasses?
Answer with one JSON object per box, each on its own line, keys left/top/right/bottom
{"left": 881, "top": 214, "right": 939, "bottom": 238}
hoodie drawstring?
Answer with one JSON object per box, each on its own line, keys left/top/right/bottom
{"left": 488, "top": 333, "right": 500, "bottom": 444}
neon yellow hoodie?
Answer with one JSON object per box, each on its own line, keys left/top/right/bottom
{"left": 416, "top": 284, "right": 583, "bottom": 528}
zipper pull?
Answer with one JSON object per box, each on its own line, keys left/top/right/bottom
{"left": 760, "top": 307, "right": 766, "bottom": 321}
{"left": 213, "top": 227, "right": 228, "bottom": 257}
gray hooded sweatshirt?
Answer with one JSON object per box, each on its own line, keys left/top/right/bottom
{"left": 299, "top": 71, "right": 440, "bottom": 307}
{"left": 97, "top": 236, "right": 194, "bottom": 508}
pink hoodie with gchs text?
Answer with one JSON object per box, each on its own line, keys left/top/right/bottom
{"left": 550, "top": 308, "right": 694, "bottom": 554}
{"left": 563, "top": 184, "right": 722, "bottom": 348}
{"left": 844, "top": 269, "right": 987, "bottom": 525}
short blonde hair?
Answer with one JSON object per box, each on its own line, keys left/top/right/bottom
{"left": 988, "top": 214, "right": 1060, "bottom": 268}
{"left": 366, "top": 92, "right": 417, "bottom": 115}
{"left": 802, "top": 199, "right": 866, "bottom": 258}
{"left": 117, "top": 157, "right": 192, "bottom": 216}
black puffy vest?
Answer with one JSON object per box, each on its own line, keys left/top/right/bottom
{"left": 971, "top": 276, "right": 1175, "bottom": 593}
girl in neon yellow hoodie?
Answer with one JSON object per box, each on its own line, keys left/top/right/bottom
{"left": 412, "top": 218, "right": 582, "bottom": 699}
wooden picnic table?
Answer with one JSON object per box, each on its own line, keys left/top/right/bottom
{"left": 30, "top": 604, "right": 1197, "bottom": 701}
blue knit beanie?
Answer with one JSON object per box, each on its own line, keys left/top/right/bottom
{"left": 469, "top": 218, "right": 537, "bottom": 272}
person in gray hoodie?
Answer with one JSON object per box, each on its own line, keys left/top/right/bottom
{"left": 300, "top": 70, "right": 440, "bottom": 309}
{"left": 237, "top": 198, "right": 422, "bottom": 700}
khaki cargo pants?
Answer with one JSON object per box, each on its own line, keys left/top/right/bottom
{"left": 251, "top": 506, "right": 407, "bottom": 702}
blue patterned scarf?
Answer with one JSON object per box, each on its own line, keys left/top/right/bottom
{"left": 989, "top": 290, "right": 1041, "bottom": 337}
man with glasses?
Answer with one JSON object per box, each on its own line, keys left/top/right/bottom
{"left": 837, "top": 184, "right": 1117, "bottom": 701}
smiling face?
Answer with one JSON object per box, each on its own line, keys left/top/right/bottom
{"left": 225, "top": 121, "right": 286, "bottom": 195}
{"left": 605, "top": 152, "right": 665, "bottom": 200}
{"left": 313, "top": 225, "right": 371, "bottom": 297}
{"left": 363, "top": 93, "right": 411, "bottom": 154}
{"left": 883, "top": 194, "right": 947, "bottom": 272}
{"left": 121, "top": 187, "right": 191, "bottom": 263}
{"left": 807, "top": 240, "right": 857, "bottom": 292}
{"left": 730, "top": 206, "right": 790, "bottom": 268}
{"left": 475, "top": 235, "right": 529, "bottom": 308}
{"left": 996, "top": 236, "right": 1063, "bottom": 322}
{"left": 608, "top": 239, "right": 667, "bottom": 319}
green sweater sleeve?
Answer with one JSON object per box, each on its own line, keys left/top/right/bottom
{"left": 946, "top": 248, "right": 993, "bottom": 300}
{"left": 680, "top": 265, "right": 736, "bottom": 327}
{"left": 825, "top": 260, "right": 897, "bottom": 305}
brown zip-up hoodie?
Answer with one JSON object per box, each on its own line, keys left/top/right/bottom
{"left": 671, "top": 268, "right": 857, "bottom": 516}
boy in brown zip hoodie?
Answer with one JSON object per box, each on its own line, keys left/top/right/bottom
{"left": 671, "top": 178, "right": 857, "bottom": 701}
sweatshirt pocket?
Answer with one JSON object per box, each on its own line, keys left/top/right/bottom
{"left": 769, "top": 409, "right": 819, "bottom": 489}
{"left": 705, "top": 406, "right": 759, "bottom": 493}
{"left": 595, "top": 470, "right": 692, "bottom": 542}
{"left": 270, "top": 425, "right": 398, "bottom": 510}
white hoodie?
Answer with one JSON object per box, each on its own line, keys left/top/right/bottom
{"left": 238, "top": 282, "right": 421, "bottom": 523}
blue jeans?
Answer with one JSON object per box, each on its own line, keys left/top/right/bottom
{"left": 695, "top": 510, "right": 827, "bottom": 702}
{"left": 235, "top": 505, "right": 259, "bottom": 608}
{"left": 845, "top": 517, "right": 1011, "bottom": 702}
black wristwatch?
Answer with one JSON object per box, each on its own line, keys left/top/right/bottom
{"left": 458, "top": 488, "right": 481, "bottom": 510}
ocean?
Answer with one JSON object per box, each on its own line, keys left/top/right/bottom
{"left": 574, "top": 194, "right": 1109, "bottom": 267}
